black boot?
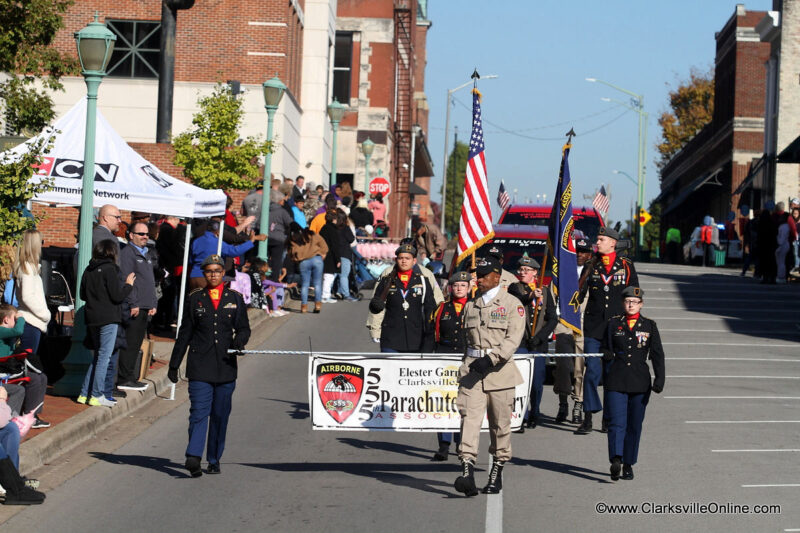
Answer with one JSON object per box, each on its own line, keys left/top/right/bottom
{"left": 185, "top": 455, "right": 203, "bottom": 478}
{"left": 600, "top": 417, "right": 609, "bottom": 433}
{"left": 622, "top": 464, "right": 634, "bottom": 480}
{"left": 555, "top": 400, "right": 568, "bottom": 424}
{"left": 454, "top": 459, "right": 479, "bottom": 497}
{"left": 0, "top": 458, "right": 45, "bottom": 505}
{"left": 432, "top": 442, "right": 450, "bottom": 461}
{"left": 610, "top": 456, "right": 622, "bottom": 481}
{"left": 575, "top": 412, "right": 592, "bottom": 434}
{"left": 482, "top": 457, "right": 505, "bottom": 494}
{"left": 572, "top": 401, "right": 583, "bottom": 424}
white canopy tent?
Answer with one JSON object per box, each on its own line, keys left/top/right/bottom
{"left": 2, "top": 97, "right": 230, "bottom": 332}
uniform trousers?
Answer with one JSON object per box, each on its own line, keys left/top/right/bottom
{"left": 457, "top": 381, "right": 514, "bottom": 462}
{"left": 517, "top": 347, "right": 545, "bottom": 420}
{"left": 582, "top": 337, "right": 607, "bottom": 413}
{"left": 606, "top": 390, "right": 649, "bottom": 465}
{"left": 186, "top": 380, "right": 236, "bottom": 465}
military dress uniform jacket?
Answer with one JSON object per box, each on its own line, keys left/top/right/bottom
{"left": 602, "top": 315, "right": 665, "bottom": 394}
{"left": 169, "top": 287, "right": 251, "bottom": 383}
{"left": 581, "top": 255, "right": 638, "bottom": 339}
{"left": 461, "top": 288, "right": 526, "bottom": 391}
{"left": 372, "top": 267, "right": 436, "bottom": 352}
{"left": 507, "top": 282, "right": 557, "bottom": 350}
{"left": 432, "top": 299, "right": 468, "bottom": 353}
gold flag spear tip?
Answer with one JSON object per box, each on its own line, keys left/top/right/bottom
{"left": 566, "top": 128, "right": 576, "bottom": 142}
{"left": 471, "top": 68, "right": 480, "bottom": 80}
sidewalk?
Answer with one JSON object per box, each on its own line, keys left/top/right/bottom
{"left": 18, "top": 303, "right": 295, "bottom": 475}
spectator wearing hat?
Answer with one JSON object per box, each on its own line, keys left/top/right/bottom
{"left": 168, "top": 254, "right": 250, "bottom": 477}
{"left": 430, "top": 270, "right": 471, "bottom": 461}
{"left": 576, "top": 226, "right": 638, "bottom": 435}
{"left": 189, "top": 220, "right": 256, "bottom": 290}
{"left": 508, "top": 254, "right": 556, "bottom": 429}
{"left": 601, "top": 286, "right": 664, "bottom": 481}
{"left": 368, "top": 243, "right": 436, "bottom": 353}
{"left": 286, "top": 222, "right": 329, "bottom": 313}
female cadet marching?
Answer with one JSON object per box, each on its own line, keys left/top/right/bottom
{"left": 507, "top": 255, "right": 556, "bottom": 429}
{"left": 430, "top": 270, "right": 471, "bottom": 461}
{"left": 601, "top": 286, "right": 664, "bottom": 481}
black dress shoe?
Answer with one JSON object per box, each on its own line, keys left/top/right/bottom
{"left": 622, "top": 464, "right": 633, "bottom": 480}
{"left": 574, "top": 412, "right": 592, "bottom": 434}
{"left": 185, "top": 456, "right": 203, "bottom": 478}
{"left": 432, "top": 443, "right": 449, "bottom": 461}
{"left": 207, "top": 463, "right": 221, "bottom": 474}
{"left": 600, "top": 418, "right": 609, "bottom": 433}
{"left": 610, "top": 456, "right": 622, "bottom": 481}
{"left": 526, "top": 416, "right": 538, "bottom": 429}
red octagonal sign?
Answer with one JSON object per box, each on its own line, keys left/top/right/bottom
{"left": 368, "top": 176, "right": 391, "bottom": 198}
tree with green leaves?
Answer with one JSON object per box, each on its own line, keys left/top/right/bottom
{"left": 0, "top": 135, "right": 55, "bottom": 245}
{"left": 656, "top": 68, "right": 714, "bottom": 174}
{"left": 173, "top": 84, "right": 271, "bottom": 191}
{"left": 443, "top": 141, "right": 468, "bottom": 236}
{"left": 0, "top": 0, "right": 78, "bottom": 135}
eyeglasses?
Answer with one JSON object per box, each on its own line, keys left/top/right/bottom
{"left": 106, "top": 214, "right": 122, "bottom": 220}
{"left": 204, "top": 269, "right": 224, "bottom": 276}
{"left": 624, "top": 299, "right": 642, "bottom": 305}
{"left": 130, "top": 232, "right": 149, "bottom": 236}
{"left": 518, "top": 268, "right": 536, "bottom": 274}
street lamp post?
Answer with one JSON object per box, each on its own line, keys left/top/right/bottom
{"left": 441, "top": 74, "right": 498, "bottom": 233}
{"left": 257, "top": 76, "right": 286, "bottom": 261}
{"left": 362, "top": 137, "right": 375, "bottom": 184}
{"left": 587, "top": 77, "right": 648, "bottom": 251}
{"left": 327, "top": 98, "right": 346, "bottom": 189}
{"left": 54, "top": 14, "right": 116, "bottom": 396}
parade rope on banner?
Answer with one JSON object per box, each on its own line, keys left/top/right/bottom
{"left": 224, "top": 350, "right": 600, "bottom": 432}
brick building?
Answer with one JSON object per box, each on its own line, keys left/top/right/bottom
{"left": 657, "top": 5, "right": 769, "bottom": 240}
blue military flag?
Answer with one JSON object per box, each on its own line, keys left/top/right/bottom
{"left": 547, "top": 143, "right": 581, "bottom": 333}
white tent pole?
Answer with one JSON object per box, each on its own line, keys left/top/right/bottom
{"left": 216, "top": 222, "right": 224, "bottom": 255}
{"left": 176, "top": 219, "right": 192, "bottom": 337}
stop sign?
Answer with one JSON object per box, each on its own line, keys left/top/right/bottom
{"left": 369, "top": 176, "right": 391, "bottom": 198}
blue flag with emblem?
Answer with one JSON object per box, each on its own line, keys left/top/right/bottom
{"left": 547, "top": 142, "right": 581, "bottom": 334}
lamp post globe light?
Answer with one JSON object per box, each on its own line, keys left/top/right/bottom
{"left": 54, "top": 14, "right": 116, "bottom": 396}
{"left": 327, "top": 98, "right": 346, "bottom": 188}
{"left": 362, "top": 137, "right": 375, "bottom": 184}
{"left": 257, "top": 76, "right": 287, "bottom": 261}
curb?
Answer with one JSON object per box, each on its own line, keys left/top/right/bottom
{"left": 19, "top": 307, "right": 284, "bottom": 476}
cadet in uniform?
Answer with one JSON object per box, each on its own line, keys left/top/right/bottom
{"left": 602, "top": 287, "right": 664, "bottom": 480}
{"left": 576, "top": 227, "right": 638, "bottom": 435}
{"left": 430, "top": 270, "right": 471, "bottom": 461}
{"left": 168, "top": 255, "right": 250, "bottom": 477}
{"left": 368, "top": 243, "right": 436, "bottom": 353}
{"left": 454, "top": 257, "right": 525, "bottom": 496}
{"left": 507, "top": 255, "right": 556, "bottom": 429}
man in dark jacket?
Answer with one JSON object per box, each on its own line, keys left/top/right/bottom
{"left": 155, "top": 216, "right": 186, "bottom": 329}
{"left": 168, "top": 254, "right": 250, "bottom": 477}
{"left": 117, "top": 222, "right": 159, "bottom": 391}
{"left": 369, "top": 243, "right": 436, "bottom": 352}
{"left": 268, "top": 189, "right": 294, "bottom": 281}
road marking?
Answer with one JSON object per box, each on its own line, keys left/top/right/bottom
{"left": 662, "top": 343, "right": 800, "bottom": 347}
{"left": 666, "top": 396, "right": 800, "bottom": 400}
{"left": 668, "top": 375, "right": 800, "bottom": 379}
{"left": 667, "top": 358, "right": 800, "bottom": 362}
{"left": 712, "top": 449, "right": 800, "bottom": 453}
{"left": 485, "top": 491, "right": 502, "bottom": 533}
{"left": 741, "top": 484, "right": 800, "bottom": 488}
{"left": 686, "top": 420, "right": 800, "bottom": 424}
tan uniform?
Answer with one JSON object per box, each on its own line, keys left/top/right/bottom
{"left": 366, "top": 263, "right": 444, "bottom": 339}
{"left": 499, "top": 269, "right": 517, "bottom": 290}
{"left": 457, "top": 287, "right": 525, "bottom": 463}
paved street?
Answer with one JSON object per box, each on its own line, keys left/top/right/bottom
{"left": 1, "top": 263, "right": 799, "bottom": 532}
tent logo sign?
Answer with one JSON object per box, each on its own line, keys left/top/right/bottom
{"left": 140, "top": 165, "right": 173, "bottom": 188}
{"left": 33, "top": 156, "right": 119, "bottom": 183}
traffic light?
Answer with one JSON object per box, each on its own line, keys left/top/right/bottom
{"left": 638, "top": 208, "right": 652, "bottom": 226}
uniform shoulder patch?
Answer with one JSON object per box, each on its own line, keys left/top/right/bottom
{"left": 517, "top": 305, "right": 525, "bottom": 317}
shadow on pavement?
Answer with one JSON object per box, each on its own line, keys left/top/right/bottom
{"left": 260, "top": 397, "right": 309, "bottom": 419}
{"left": 241, "top": 461, "right": 464, "bottom": 497}
{"left": 336, "top": 438, "right": 433, "bottom": 460}
{"left": 89, "top": 452, "right": 190, "bottom": 478}
{"left": 510, "top": 457, "right": 611, "bottom": 484}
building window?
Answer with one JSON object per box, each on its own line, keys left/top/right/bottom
{"left": 332, "top": 32, "right": 353, "bottom": 104}
{"left": 106, "top": 20, "right": 161, "bottom": 78}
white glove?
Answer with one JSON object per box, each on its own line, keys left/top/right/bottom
{"left": 372, "top": 337, "right": 380, "bottom": 344}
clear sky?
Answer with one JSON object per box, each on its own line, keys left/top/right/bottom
{"left": 424, "top": 0, "right": 773, "bottom": 225}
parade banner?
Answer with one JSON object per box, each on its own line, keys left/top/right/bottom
{"left": 309, "top": 354, "right": 534, "bottom": 432}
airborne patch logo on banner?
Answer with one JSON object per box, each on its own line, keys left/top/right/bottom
{"left": 316, "top": 363, "right": 364, "bottom": 424}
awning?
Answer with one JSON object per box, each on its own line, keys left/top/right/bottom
{"left": 662, "top": 168, "right": 723, "bottom": 216}
{"left": 409, "top": 182, "right": 428, "bottom": 195}
{"left": 732, "top": 155, "right": 767, "bottom": 196}
{"left": 777, "top": 135, "right": 800, "bottom": 163}
{"left": 413, "top": 132, "right": 434, "bottom": 178}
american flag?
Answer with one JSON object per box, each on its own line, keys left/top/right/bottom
{"left": 497, "top": 180, "right": 510, "bottom": 211}
{"left": 592, "top": 185, "right": 610, "bottom": 216}
{"left": 456, "top": 88, "right": 494, "bottom": 264}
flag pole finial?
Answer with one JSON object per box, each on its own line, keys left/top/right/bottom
{"left": 566, "top": 128, "right": 576, "bottom": 143}
{"left": 471, "top": 69, "right": 480, "bottom": 80}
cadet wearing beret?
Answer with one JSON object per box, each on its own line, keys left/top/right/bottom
{"left": 430, "top": 270, "right": 472, "bottom": 461}
{"left": 168, "top": 254, "right": 251, "bottom": 477}
{"left": 368, "top": 243, "right": 436, "bottom": 353}
{"left": 576, "top": 226, "right": 638, "bottom": 435}
{"left": 481, "top": 245, "right": 518, "bottom": 289}
{"left": 602, "top": 286, "right": 664, "bottom": 481}
{"left": 507, "top": 254, "right": 557, "bottom": 429}
{"left": 454, "top": 257, "right": 525, "bottom": 497}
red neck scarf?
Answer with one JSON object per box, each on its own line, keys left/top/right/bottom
{"left": 625, "top": 312, "right": 640, "bottom": 330}
{"left": 207, "top": 284, "right": 223, "bottom": 310}
{"left": 452, "top": 296, "right": 467, "bottom": 315}
{"left": 397, "top": 269, "right": 412, "bottom": 289}
{"left": 601, "top": 252, "right": 617, "bottom": 274}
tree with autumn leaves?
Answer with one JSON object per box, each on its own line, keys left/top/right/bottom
{"left": 656, "top": 68, "right": 714, "bottom": 174}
